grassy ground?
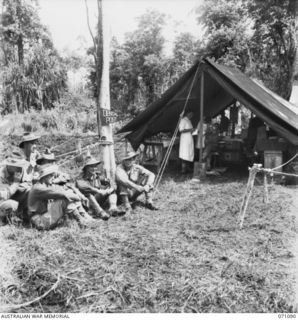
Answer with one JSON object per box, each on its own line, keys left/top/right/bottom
{"left": 0, "top": 168, "right": 297, "bottom": 313}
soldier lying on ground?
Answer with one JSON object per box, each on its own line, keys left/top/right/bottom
{"left": 28, "top": 164, "right": 92, "bottom": 230}
{"left": 76, "top": 156, "right": 124, "bottom": 220}
{"left": 0, "top": 133, "right": 40, "bottom": 225}
{"left": 116, "top": 151, "right": 158, "bottom": 215}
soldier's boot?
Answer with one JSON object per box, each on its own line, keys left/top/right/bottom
{"left": 89, "top": 195, "right": 110, "bottom": 221}
{"left": 145, "top": 191, "right": 158, "bottom": 211}
{"left": 78, "top": 206, "right": 95, "bottom": 222}
{"left": 107, "top": 194, "right": 125, "bottom": 217}
{"left": 120, "top": 195, "right": 133, "bottom": 215}
{"left": 181, "top": 161, "right": 187, "bottom": 174}
{"left": 71, "top": 208, "right": 90, "bottom": 228}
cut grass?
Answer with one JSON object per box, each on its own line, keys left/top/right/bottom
{"left": 0, "top": 175, "right": 296, "bottom": 313}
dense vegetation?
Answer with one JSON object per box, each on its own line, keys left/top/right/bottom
{"left": 0, "top": 0, "right": 67, "bottom": 114}
{"left": 0, "top": 0, "right": 297, "bottom": 119}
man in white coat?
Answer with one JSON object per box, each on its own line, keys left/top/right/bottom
{"left": 178, "top": 112, "right": 194, "bottom": 173}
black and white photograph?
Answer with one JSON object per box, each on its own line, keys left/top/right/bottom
{"left": 0, "top": 0, "right": 298, "bottom": 317}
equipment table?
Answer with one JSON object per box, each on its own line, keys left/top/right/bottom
{"left": 140, "top": 138, "right": 179, "bottom": 171}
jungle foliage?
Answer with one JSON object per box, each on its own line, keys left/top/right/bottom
{"left": 0, "top": 0, "right": 67, "bottom": 114}
{"left": 197, "top": 0, "right": 297, "bottom": 100}
{"left": 0, "top": 0, "right": 297, "bottom": 117}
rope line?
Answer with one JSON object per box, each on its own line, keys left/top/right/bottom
{"left": 57, "top": 142, "right": 103, "bottom": 166}
{"left": 271, "top": 152, "right": 298, "bottom": 171}
{"left": 258, "top": 167, "right": 298, "bottom": 178}
{"left": 50, "top": 137, "right": 77, "bottom": 151}
{"left": 56, "top": 141, "right": 113, "bottom": 159}
{"left": 153, "top": 64, "right": 201, "bottom": 195}
{"left": 153, "top": 119, "right": 181, "bottom": 194}
{"left": 49, "top": 134, "right": 118, "bottom": 153}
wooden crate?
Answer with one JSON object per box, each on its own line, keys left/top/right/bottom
{"left": 264, "top": 150, "right": 283, "bottom": 172}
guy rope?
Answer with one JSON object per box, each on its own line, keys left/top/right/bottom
{"left": 153, "top": 65, "right": 201, "bottom": 197}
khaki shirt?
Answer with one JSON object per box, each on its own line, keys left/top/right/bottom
{"left": 116, "top": 163, "right": 155, "bottom": 187}
{"left": 76, "top": 173, "right": 108, "bottom": 197}
{"left": 0, "top": 149, "right": 40, "bottom": 185}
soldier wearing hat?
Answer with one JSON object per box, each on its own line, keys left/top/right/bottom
{"left": 19, "top": 132, "right": 40, "bottom": 165}
{"left": 76, "top": 156, "right": 124, "bottom": 220}
{"left": 28, "top": 164, "right": 92, "bottom": 230}
{"left": 116, "top": 151, "right": 157, "bottom": 214}
{"left": 36, "top": 149, "right": 72, "bottom": 186}
{"left": 36, "top": 149, "right": 93, "bottom": 221}
{"left": 0, "top": 132, "right": 40, "bottom": 225}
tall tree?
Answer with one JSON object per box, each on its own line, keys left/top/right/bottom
{"left": 85, "top": 0, "right": 116, "bottom": 179}
{"left": 170, "top": 32, "right": 197, "bottom": 79}
{"left": 123, "top": 9, "right": 166, "bottom": 105}
{"left": 196, "top": 0, "right": 297, "bottom": 99}
{"left": 89, "top": 9, "right": 168, "bottom": 115}
{"left": 196, "top": 0, "right": 253, "bottom": 71}
{"left": 0, "top": 0, "right": 66, "bottom": 113}
{"left": 248, "top": 0, "right": 297, "bottom": 99}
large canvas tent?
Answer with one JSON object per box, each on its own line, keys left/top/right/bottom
{"left": 118, "top": 58, "right": 298, "bottom": 150}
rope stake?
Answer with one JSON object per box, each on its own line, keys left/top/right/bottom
{"left": 239, "top": 161, "right": 298, "bottom": 229}
{"left": 239, "top": 164, "right": 260, "bottom": 229}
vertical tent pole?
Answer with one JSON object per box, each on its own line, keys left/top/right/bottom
{"left": 263, "top": 171, "right": 269, "bottom": 204}
{"left": 199, "top": 72, "right": 204, "bottom": 166}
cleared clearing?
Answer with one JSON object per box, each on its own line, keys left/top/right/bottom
{"left": 0, "top": 135, "right": 297, "bottom": 313}
{"left": 0, "top": 172, "right": 297, "bottom": 313}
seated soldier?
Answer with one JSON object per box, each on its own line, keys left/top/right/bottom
{"left": 36, "top": 149, "right": 93, "bottom": 222}
{"left": 76, "top": 156, "right": 124, "bottom": 220}
{"left": 0, "top": 132, "right": 40, "bottom": 224}
{"left": 28, "top": 165, "right": 91, "bottom": 230}
{"left": 116, "top": 151, "right": 158, "bottom": 214}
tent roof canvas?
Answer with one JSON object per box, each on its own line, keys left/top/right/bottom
{"left": 118, "top": 58, "right": 298, "bottom": 150}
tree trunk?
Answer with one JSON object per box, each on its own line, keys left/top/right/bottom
{"left": 97, "top": 0, "right": 116, "bottom": 183}
{"left": 17, "top": 36, "right": 24, "bottom": 66}
{"left": 288, "top": 0, "right": 298, "bottom": 93}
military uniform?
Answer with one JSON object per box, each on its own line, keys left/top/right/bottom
{"left": 28, "top": 165, "right": 89, "bottom": 230}
{"left": 0, "top": 132, "right": 40, "bottom": 224}
{"left": 116, "top": 163, "right": 154, "bottom": 200}
{"left": 0, "top": 149, "right": 39, "bottom": 223}
{"left": 76, "top": 156, "right": 123, "bottom": 220}
{"left": 76, "top": 172, "right": 115, "bottom": 220}
{"left": 115, "top": 151, "right": 157, "bottom": 212}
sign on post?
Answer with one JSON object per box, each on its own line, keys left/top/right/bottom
{"left": 100, "top": 108, "right": 118, "bottom": 126}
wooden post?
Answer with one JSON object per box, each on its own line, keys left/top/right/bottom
{"left": 199, "top": 72, "right": 204, "bottom": 166}
{"left": 97, "top": 0, "right": 116, "bottom": 185}
{"left": 263, "top": 171, "right": 269, "bottom": 204}
{"left": 239, "top": 164, "right": 260, "bottom": 229}
{"left": 76, "top": 139, "right": 82, "bottom": 155}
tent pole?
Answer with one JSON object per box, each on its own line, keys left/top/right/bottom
{"left": 199, "top": 72, "right": 204, "bottom": 166}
